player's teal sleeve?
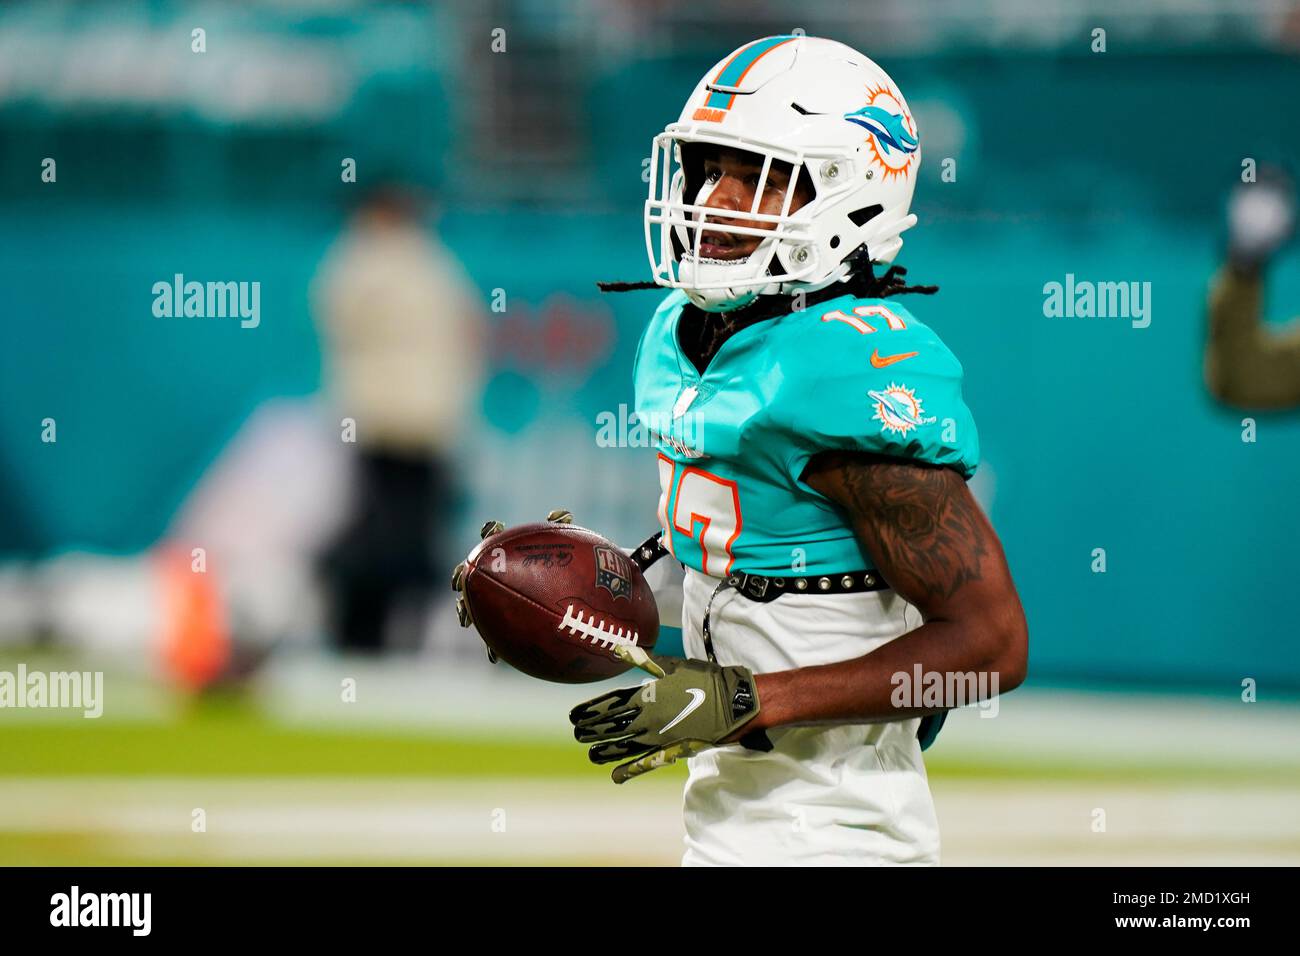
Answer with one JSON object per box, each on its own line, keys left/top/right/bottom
{"left": 772, "top": 296, "right": 979, "bottom": 480}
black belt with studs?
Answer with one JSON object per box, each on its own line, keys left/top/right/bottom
{"left": 630, "top": 532, "right": 891, "bottom": 602}
{"left": 631, "top": 532, "right": 892, "bottom": 661}
{"left": 700, "top": 567, "right": 890, "bottom": 670}
{"left": 717, "top": 568, "right": 889, "bottom": 602}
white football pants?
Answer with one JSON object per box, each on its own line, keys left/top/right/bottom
{"left": 669, "top": 565, "right": 942, "bottom": 867}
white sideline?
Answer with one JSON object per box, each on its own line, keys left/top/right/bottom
{"left": 2, "top": 776, "right": 1298, "bottom": 865}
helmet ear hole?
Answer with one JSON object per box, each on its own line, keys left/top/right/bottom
{"left": 848, "top": 204, "right": 883, "bottom": 226}
{"left": 829, "top": 235, "right": 841, "bottom": 249}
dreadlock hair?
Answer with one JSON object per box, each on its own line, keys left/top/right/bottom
{"left": 596, "top": 245, "right": 938, "bottom": 309}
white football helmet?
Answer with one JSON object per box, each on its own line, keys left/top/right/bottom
{"left": 645, "top": 35, "right": 921, "bottom": 312}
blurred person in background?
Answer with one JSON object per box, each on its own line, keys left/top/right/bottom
{"left": 1205, "top": 166, "right": 1300, "bottom": 409}
{"left": 312, "top": 182, "right": 485, "bottom": 654}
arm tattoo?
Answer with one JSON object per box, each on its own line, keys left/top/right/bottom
{"left": 805, "top": 452, "right": 992, "bottom": 607}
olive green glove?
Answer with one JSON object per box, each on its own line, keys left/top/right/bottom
{"left": 569, "top": 647, "right": 764, "bottom": 784}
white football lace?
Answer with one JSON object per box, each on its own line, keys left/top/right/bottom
{"left": 559, "top": 605, "right": 640, "bottom": 650}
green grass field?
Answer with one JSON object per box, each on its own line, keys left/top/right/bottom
{"left": 5, "top": 705, "right": 1297, "bottom": 784}
{"left": 3, "top": 666, "right": 1299, "bottom": 865}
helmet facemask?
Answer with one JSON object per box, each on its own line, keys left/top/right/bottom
{"left": 645, "top": 129, "right": 903, "bottom": 312}
{"left": 646, "top": 132, "right": 829, "bottom": 312}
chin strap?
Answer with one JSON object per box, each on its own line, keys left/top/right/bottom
{"left": 596, "top": 280, "right": 660, "bottom": 292}
{"left": 597, "top": 247, "right": 938, "bottom": 302}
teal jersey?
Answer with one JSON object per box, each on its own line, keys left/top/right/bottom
{"left": 633, "top": 290, "right": 979, "bottom": 577}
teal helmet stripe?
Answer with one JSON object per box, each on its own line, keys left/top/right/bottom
{"left": 703, "top": 35, "right": 799, "bottom": 110}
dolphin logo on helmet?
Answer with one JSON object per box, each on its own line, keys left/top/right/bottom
{"left": 843, "top": 106, "right": 920, "bottom": 156}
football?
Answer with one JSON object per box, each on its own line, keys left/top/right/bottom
{"left": 458, "top": 521, "right": 660, "bottom": 683}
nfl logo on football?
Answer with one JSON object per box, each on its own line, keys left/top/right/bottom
{"left": 594, "top": 547, "right": 633, "bottom": 599}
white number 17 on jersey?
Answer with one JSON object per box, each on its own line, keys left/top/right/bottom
{"left": 657, "top": 454, "right": 742, "bottom": 577}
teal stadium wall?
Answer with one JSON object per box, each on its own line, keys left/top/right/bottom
{"left": 3, "top": 50, "right": 1299, "bottom": 688}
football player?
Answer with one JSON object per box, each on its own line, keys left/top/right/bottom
{"left": 573, "top": 35, "right": 1027, "bottom": 866}
{"left": 1205, "top": 165, "right": 1300, "bottom": 408}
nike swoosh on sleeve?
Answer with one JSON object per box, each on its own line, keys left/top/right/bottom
{"left": 869, "top": 349, "right": 919, "bottom": 368}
